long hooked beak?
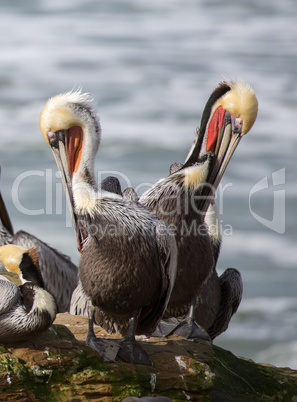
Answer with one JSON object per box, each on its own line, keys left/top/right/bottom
{"left": 206, "top": 107, "right": 243, "bottom": 194}
{"left": 47, "top": 131, "right": 84, "bottom": 252}
{"left": 0, "top": 194, "right": 14, "bottom": 235}
{"left": 0, "top": 167, "right": 14, "bottom": 235}
{"left": 0, "top": 267, "right": 22, "bottom": 286}
{"left": 184, "top": 106, "right": 244, "bottom": 214}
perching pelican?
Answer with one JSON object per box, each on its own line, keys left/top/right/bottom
{"left": 194, "top": 198, "right": 243, "bottom": 340}
{"left": 69, "top": 179, "right": 140, "bottom": 320}
{"left": 70, "top": 175, "right": 127, "bottom": 319}
{"left": 139, "top": 81, "right": 258, "bottom": 338}
{"left": 0, "top": 190, "right": 78, "bottom": 313}
{"left": 166, "top": 160, "right": 243, "bottom": 339}
{"left": 0, "top": 245, "right": 57, "bottom": 342}
{"left": 40, "top": 91, "right": 177, "bottom": 365}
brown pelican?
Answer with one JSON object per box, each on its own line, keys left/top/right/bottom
{"left": 40, "top": 91, "right": 177, "bottom": 365}
{"left": 195, "top": 200, "right": 243, "bottom": 339}
{"left": 70, "top": 175, "right": 125, "bottom": 319}
{"left": 0, "top": 190, "right": 78, "bottom": 313}
{"left": 139, "top": 80, "right": 258, "bottom": 338}
{"left": 0, "top": 245, "right": 57, "bottom": 342}
{"left": 166, "top": 160, "right": 242, "bottom": 339}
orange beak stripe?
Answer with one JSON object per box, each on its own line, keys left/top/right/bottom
{"left": 206, "top": 106, "right": 226, "bottom": 153}
{"left": 65, "top": 126, "right": 83, "bottom": 177}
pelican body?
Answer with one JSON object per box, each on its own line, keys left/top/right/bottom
{"left": 190, "top": 199, "right": 243, "bottom": 339}
{"left": 40, "top": 91, "right": 177, "bottom": 364}
{"left": 0, "top": 245, "right": 57, "bottom": 342}
{"left": 0, "top": 191, "right": 78, "bottom": 313}
{"left": 140, "top": 81, "right": 257, "bottom": 337}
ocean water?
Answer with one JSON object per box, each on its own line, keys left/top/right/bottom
{"left": 0, "top": 0, "right": 296, "bottom": 368}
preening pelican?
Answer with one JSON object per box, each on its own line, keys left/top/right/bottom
{"left": 0, "top": 191, "right": 78, "bottom": 313}
{"left": 194, "top": 200, "right": 243, "bottom": 339}
{"left": 0, "top": 245, "right": 57, "bottom": 342}
{"left": 70, "top": 175, "right": 125, "bottom": 319}
{"left": 140, "top": 81, "right": 258, "bottom": 338}
{"left": 168, "top": 159, "right": 243, "bottom": 339}
{"left": 40, "top": 91, "right": 177, "bottom": 365}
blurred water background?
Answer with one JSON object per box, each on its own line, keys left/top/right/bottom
{"left": 0, "top": 0, "right": 296, "bottom": 368}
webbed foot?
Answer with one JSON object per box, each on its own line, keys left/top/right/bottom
{"left": 117, "top": 337, "right": 152, "bottom": 365}
{"left": 86, "top": 333, "right": 120, "bottom": 362}
{"left": 173, "top": 317, "right": 210, "bottom": 340}
{"left": 151, "top": 317, "right": 180, "bottom": 337}
{"left": 152, "top": 316, "right": 210, "bottom": 340}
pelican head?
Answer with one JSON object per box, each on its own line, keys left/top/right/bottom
{"left": 40, "top": 90, "right": 102, "bottom": 250}
{"left": 208, "top": 80, "right": 258, "bottom": 137}
{"left": 0, "top": 245, "right": 43, "bottom": 286}
{"left": 40, "top": 90, "right": 100, "bottom": 184}
{"left": 0, "top": 244, "right": 27, "bottom": 276}
{"left": 183, "top": 80, "right": 258, "bottom": 210}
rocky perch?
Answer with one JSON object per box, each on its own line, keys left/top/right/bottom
{"left": 0, "top": 313, "right": 297, "bottom": 401}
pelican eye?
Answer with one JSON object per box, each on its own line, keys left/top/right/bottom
{"left": 54, "top": 130, "right": 66, "bottom": 144}
{"left": 47, "top": 130, "right": 66, "bottom": 148}
{"left": 55, "top": 129, "right": 66, "bottom": 138}
{"left": 232, "top": 116, "right": 243, "bottom": 135}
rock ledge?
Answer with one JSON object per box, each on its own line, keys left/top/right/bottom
{"left": 0, "top": 313, "right": 297, "bottom": 401}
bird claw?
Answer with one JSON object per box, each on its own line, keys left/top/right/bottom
{"left": 86, "top": 334, "right": 120, "bottom": 362}
{"left": 173, "top": 317, "right": 211, "bottom": 340}
{"left": 152, "top": 317, "right": 211, "bottom": 341}
{"left": 151, "top": 317, "right": 181, "bottom": 337}
{"left": 117, "top": 337, "right": 152, "bottom": 365}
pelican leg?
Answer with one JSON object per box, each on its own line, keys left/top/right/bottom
{"left": 117, "top": 311, "right": 152, "bottom": 365}
{"left": 151, "top": 316, "right": 180, "bottom": 337}
{"left": 173, "top": 298, "right": 210, "bottom": 340}
{"left": 152, "top": 298, "right": 210, "bottom": 340}
{"left": 86, "top": 302, "right": 120, "bottom": 362}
